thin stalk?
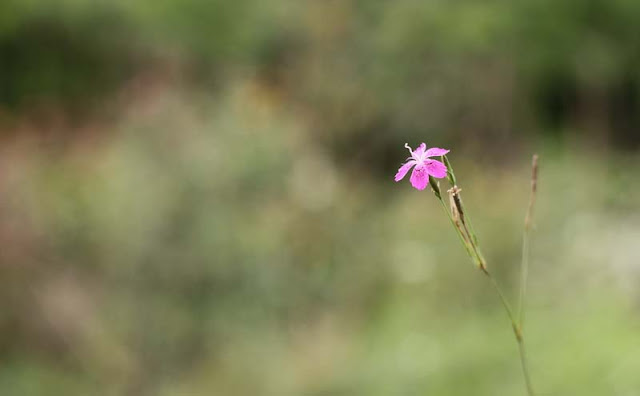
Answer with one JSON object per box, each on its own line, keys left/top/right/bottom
{"left": 448, "top": 186, "right": 485, "bottom": 270}
{"left": 482, "top": 268, "right": 535, "bottom": 396}
{"left": 443, "top": 156, "right": 480, "bottom": 246}
{"left": 436, "top": 188, "right": 484, "bottom": 269}
{"left": 439, "top": 154, "right": 537, "bottom": 395}
{"left": 455, "top": 194, "right": 481, "bottom": 249}
{"left": 458, "top": 210, "right": 486, "bottom": 269}
{"left": 517, "top": 155, "right": 538, "bottom": 326}
{"left": 518, "top": 231, "right": 531, "bottom": 325}
{"left": 437, "top": 197, "right": 475, "bottom": 260}
{"left": 482, "top": 268, "right": 518, "bottom": 337}
{"left": 428, "top": 177, "right": 476, "bottom": 263}
{"left": 518, "top": 337, "right": 535, "bottom": 396}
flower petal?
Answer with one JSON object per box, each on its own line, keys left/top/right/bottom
{"left": 425, "top": 147, "right": 450, "bottom": 157}
{"left": 412, "top": 143, "right": 427, "bottom": 158}
{"left": 424, "top": 159, "right": 448, "bottom": 178}
{"left": 409, "top": 167, "right": 429, "bottom": 190}
{"left": 395, "top": 160, "right": 416, "bottom": 181}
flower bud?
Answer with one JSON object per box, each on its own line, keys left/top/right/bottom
{"left": 428, "top": 176, "right": 441, "bottom": 200}
{"left": 442, "top": 155, "right": 456, "bottom": 186}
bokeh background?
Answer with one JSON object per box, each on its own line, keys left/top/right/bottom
{"left": 1, "top": 1, "right": 640, "bottom": 395}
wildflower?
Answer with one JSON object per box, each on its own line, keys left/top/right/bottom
{"left": 394, "top": 143, "right": 449, "bottom": 190}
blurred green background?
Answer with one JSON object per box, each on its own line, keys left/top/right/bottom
{"left": 1, "top": 1, "right": 639, "bottom": 395}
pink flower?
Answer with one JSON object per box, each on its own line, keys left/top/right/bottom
{"left": 394, "top": 143, "right": 450, "bottom": 190}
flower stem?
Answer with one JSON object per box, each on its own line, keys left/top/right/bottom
{"left": 482, "top": 268, "right": 535, "bottom": 396}
{"left": 517, "top": 154, "right": 538, "bottom": 326}
{"left": 440, "top": 155, "right": 537, "bottom": 395}
{"left": 436, "top": 191, "right": 486, "bottom": 269}
{"left": 437, "top": 197, "right": 475, "bottom": 259}
{"left": 518, "top": 336, "right": 535, "bottom": 396}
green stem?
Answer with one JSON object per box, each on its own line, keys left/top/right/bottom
{"left": 517, "top": 155, "right": 538, "bottom": 326}
{"left": 442, "top": 156, "right": 485, "bottom": 265}
{"left": 483, "top": 268, "right": 517, "bottom": 330}
{"left": 458, "top": 211, "right": 486, "bottom": 269}
{"left": 436, "top": 197, "right": 476, "bottom": 263}
{"left": 482, "top": 268, "right": 535, "bottom": 396}
{"left": 518, "top": 336, "right": 535, "bottom": 396}
{"left": 517, "top": 227, "right": 531, "bottom": 326}
{"left": 454, "top": 192, "right": 480, "bottom": 247}
{"left": 439, "top": 154, "right": 537, "bottom": 395}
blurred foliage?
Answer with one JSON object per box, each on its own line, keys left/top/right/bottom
{"left": 0, "top": 1, "right": 639, "bottom": 395}
{"left": 2, "top": 0, "right": 640, "bottom": 149}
